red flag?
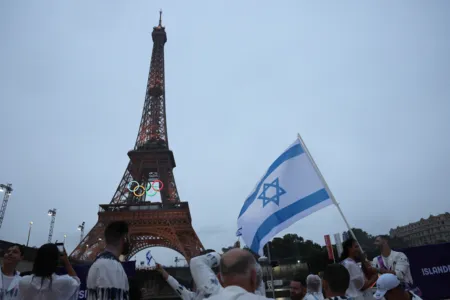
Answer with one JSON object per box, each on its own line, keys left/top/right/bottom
{"left": 324, "top": 235, "right": 335, "bottom": 261}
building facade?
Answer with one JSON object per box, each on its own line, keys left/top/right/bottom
{"left": 390, "top": 212, "right": 450, "bottom": 247}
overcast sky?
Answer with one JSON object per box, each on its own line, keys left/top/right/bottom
{"left": 1, "top": 1, "right": 449, "bottom": 266}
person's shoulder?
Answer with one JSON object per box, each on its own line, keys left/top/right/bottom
{"left": 91, "top": 256, "right": 122, "bottom": 270}
{"left": 18, "top": 275, "right": 33, "bottom": 285}
{"left": 390, "top": 250, "right": 402, "bottom": 256}
{"left": 53, "top": 274, "right": 79, "bottom": 282}
{"left": 392, "top": 250, "right": 408, "bottom": 261}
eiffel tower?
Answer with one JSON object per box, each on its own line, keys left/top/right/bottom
{"left": 70, "top": 11, "right": 204, "bottom": 261}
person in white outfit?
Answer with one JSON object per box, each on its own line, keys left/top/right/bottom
{"left": 207, "top": 248, "right": 272, "bottom": 300}
{"left": 86, "top": 221, "right": 131, "bottom": 300}
{"left": 340, "top": 238, "right": 377, "bottom": 300}
{"left": 189, "top": 250, "right": 223, "bottom": 298}
{"left": 0, "top": 244, "right": 24, "bottom": 299}
{"left": 189, "top": 244, "right": 266, "bottom": 298}
{"left": 18, "top": 243, "right": 80, "bottom": 300}
{"left": 303, "top": 274, "right": 324, "bottom": 300}
{"left": 156, "top": 263, "right": 198, "bottom": 300}
{"left": 372, "top": 235, "right": 420, "bottom": 296}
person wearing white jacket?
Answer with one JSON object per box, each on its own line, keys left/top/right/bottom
{"left": 18, "top": 244, "right": 80, "bottom": 300}
{"left": 189, "top": 250, "right": 223, "bottom": 298}
{"left": 189, "top": 247, "right": 267, "bottom": 299}
{"left": 207, "top": 248, "right": 273, "bottom": 300}
{"left": 156, "top": 263, "right": 198, "bottom": 300}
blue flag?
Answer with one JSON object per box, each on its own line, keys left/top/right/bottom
{"left": 237, "top": 137, "right": 333, "bottom": 254}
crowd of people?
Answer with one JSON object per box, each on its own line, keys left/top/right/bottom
{"left": 0, "top": 221, "right": 422, "bottom": 300}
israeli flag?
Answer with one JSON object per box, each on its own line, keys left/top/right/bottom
{"left": 238, "top": 136, "right": 333, "bottom": 254}
{"left": 146, "top": 250, "right": 153, "bottom": 265}
{"left": 236, "top": 226, "right": 243, "bottom": 237}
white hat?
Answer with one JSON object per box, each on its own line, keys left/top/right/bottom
{"left": 374, "top": 274, "right": 400, "bottom": 299}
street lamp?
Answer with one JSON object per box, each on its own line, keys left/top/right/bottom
{"left": 47, "top": 209, "right": 57, "bottom": 243}
{"left": 77, "top": 221, "right": 85, "bottom": 243}
{"left": 0, "top": 183, "right": 13, "bottom": 230}
{"left": 26, "top": 221, "right": 33, "bottom": 247}
{"left": 63, "top": 234, "right": 67, "bottom": 244}
{"left": 258, "top": 256, "right": 275, "bottom": 298}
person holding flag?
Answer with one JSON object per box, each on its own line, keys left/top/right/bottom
{"left": 156, "top": 263, "right": 198, "bottom": 300}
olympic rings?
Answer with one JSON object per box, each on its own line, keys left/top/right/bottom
{"left": 127, "top": 180, "right": 164, "bottom": 197}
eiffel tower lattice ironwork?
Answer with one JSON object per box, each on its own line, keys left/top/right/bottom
{"left": 70, "top": 11, "right": 204, "bottom": 262}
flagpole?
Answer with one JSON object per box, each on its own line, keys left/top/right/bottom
{"left": 296, "top": 133, "right": 363, "bottom": 252}
{"left": 265, "top": 243, "right": 276, "bottom": 299}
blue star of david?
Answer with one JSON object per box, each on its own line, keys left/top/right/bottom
{"left": 258, "top": 177, "right": 286, "bottom": 207}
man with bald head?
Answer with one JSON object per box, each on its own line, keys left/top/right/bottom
{"left": 208, "top": 248, "right": 272, "bottom": 300}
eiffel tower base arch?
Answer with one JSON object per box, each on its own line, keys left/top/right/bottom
{"left": 70, "top": 202, "right": 204, "bottom": 262}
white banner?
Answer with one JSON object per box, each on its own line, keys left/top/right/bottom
{"left": 334, "top": 233, "right": 343, "bottom": 258}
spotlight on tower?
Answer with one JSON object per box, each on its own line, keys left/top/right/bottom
{"left": 0, "top": 183, "right": 13, "bottom": 230}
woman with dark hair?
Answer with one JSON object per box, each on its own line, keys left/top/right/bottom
{"left": 340, "top": 238, "right": 377, "bottom": 300}
{"left": 18, "top": 243, "right": 80, "bottom": 299}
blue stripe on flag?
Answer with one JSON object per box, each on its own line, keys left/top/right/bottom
{"left": 238, "top": 143, "right": 305, "bottom": 218}
{"left": 250, "top": 188, "right": 330, "bottom": 252}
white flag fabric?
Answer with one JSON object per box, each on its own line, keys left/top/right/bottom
{"left": 334, "top": 233, "right": 344, "bottom": 258}
{"left": 237, "top": 137, "right": 333, "bottom": 254}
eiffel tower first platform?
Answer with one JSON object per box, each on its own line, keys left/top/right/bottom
{"left": 70, "top": 12, "right": 204, "bottom": 262}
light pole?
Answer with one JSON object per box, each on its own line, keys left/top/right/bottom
{"left": 0, "top": 183, "right": 13, "bottom": 230}
{"left": 63, "top": 234, "right": 67, "bottom": 244}
{"left": 47, "top": 209, "right": 57, "bottom": 243}
{"left": 26, "top": 221, "right": 33, "bottom": 247}
{"left": 259, "top": 256, "right": 275, "bottom": 299}
{"left": 77, "top": 221, "right": 85, "bottom": 243}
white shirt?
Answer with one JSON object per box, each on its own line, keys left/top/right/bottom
{"left": 371, "top": 250, "right": 413, "bottom": 285}
{"left": 166, "top": 275, "right": 197, "bottom": 300}
{"left": 207, "top": 285, "right": 272, "bottom": 300}
{"left": 18, "top": 274, "right": 80, "bottom": 300}
{"left": 304, "top": 292, "right": 325, "bottom": 300}
{"left": 190, "top": 252, "right": 222, "bottom": 298}
{"left": 87, "top": 251, "right": 129, "bottom": 300}
{"left": 0, "top": 270, "right": 20, "bottom": 300}
{"left": 341, "top": 258, "right": 365, "bottom": 299}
